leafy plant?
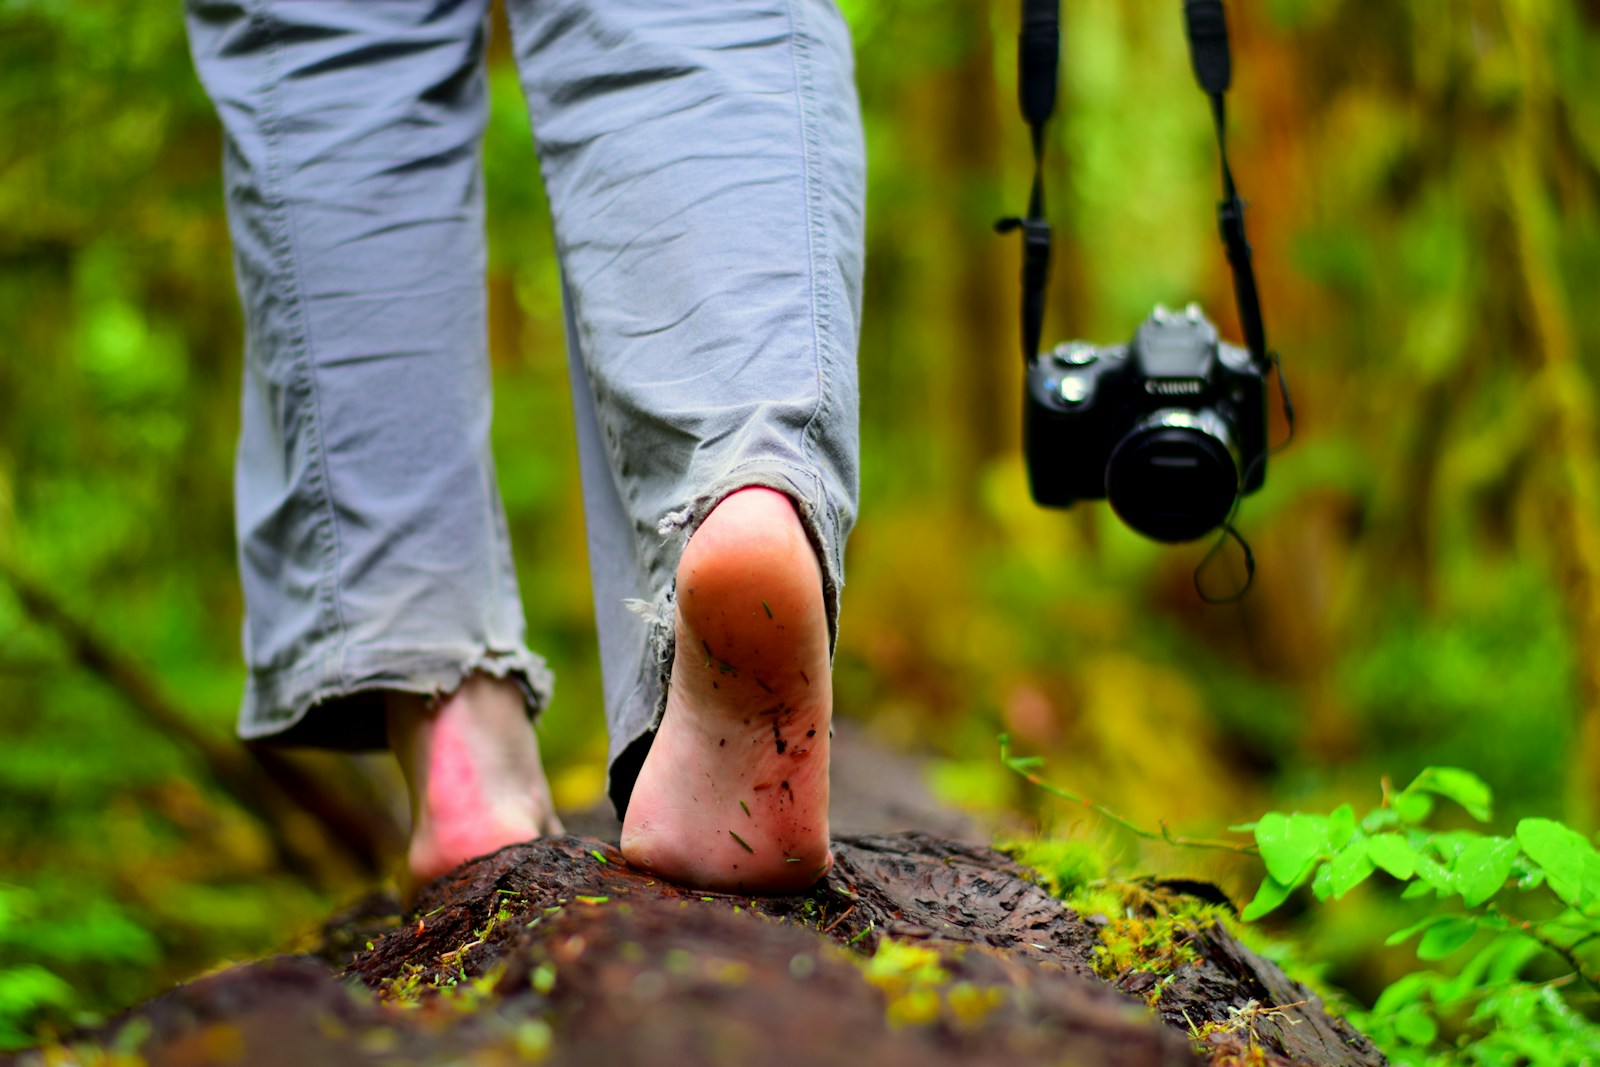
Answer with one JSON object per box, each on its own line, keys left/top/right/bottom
{"left": 0, "top": 884, "right": 159, "bottom": 1050}
{"left": 1241, "top": 768, "right": 1600, "bottom": 1065}
{"left": 1005, "top": 741, "right": 1600, "bottom": 1064}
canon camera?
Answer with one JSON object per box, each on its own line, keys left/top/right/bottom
{"left": 1023, "top": 303, "right": 1268, "bottom": 543}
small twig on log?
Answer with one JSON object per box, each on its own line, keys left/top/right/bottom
{"left": 822, "top": 905, "right": 856, "bottom": 935}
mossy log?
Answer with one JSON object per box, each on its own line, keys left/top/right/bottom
{"left": 12, "top": 834, "right": 1386, "bottom": 1067}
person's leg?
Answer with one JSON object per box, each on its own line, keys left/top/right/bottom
{"left": 508, "top": 0, "right": 865, "bottom": 890}
{"left": 184, "top": 0, "right": 560, "bottom": 882}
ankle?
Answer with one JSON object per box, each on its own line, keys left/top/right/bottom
{"left": 386, "top": 672, "right": 561, "bottom": 882}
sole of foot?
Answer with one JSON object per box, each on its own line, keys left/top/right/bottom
{"left": 387, "top": 672, "right": 563, "bottom": 889}
{"left": 621, "top": 487, "right": 833, "bottom": 893}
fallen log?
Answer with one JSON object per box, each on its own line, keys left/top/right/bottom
{"left": 11, "top": 833, "right": 1387, "bottom": 1067}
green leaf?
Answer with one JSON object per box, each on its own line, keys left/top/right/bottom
{"left": 1393, "top": 791, "right": 1434, "bottom": 825}
{"left": 1312, "top": 861, "right": 1334, "bottom": 902}
{"left": 1327, "top": 804, "right": 1358, "bottom": 850}
{"left": 1417, "top": 916, "right": 1479, "bottom": 960}
{"left": 1368, "top": 833, "right": 1418, "bottom": 880}
{"left": 1242, "top": 874, "right": 1295, "bottom": 921}
{"left": 1371, "top": 971, "right": 1436, "bottom": 1015}
{"left": 1414, "top": 853, "right": 1453, "bottom": 894}
{"left": 1254, "top": 812, "right": 1329, "bottom": 886}
{"left": 1324, "top": 841, "right": 1377, "bottom": 900}
{"left": 0, "top": 964, "right": 75, "bottom": 1017}
{"left": 1401, "top": 879, "right": 1436, "bottom": 900}
{"left": 1360, "top": 806, "right": 1399, "bottom": 833}
{"left": 1515, "top": 864, "right": 1547, "bottom": 892}
{"left": 1516, "top": 818, "right": 1600, "bottom": 907}
{"left": 1453, "top": 836, "right": 1519, "bottom": 907}
{"left": 1392, "top": 1002, "right": 1438, "bottom": 1046}
{"left": 1386, "top": 915, "right": 1443, "bottom": 947}
{"left": 1405, "top": 767, "right": 1493, "bottom": 822}
{"left": 1430, "top": 829, "right": 1487, "bottom": 860}
{"left": 1433, "top": 935, "right": 1543, "bottom": 1007}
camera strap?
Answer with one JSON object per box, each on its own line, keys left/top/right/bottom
{"left": 996, "top": 0, "right": 1292, "bottom": 602}
{"left": 1184, "top": 0, "right": 1268, "bottom": 369}
{"left": 1184, "top": 0, "right": 1299, "bottom": 602}
{"left": 994, "top": 0, "right": 1058, "bottom": 365}
{"left": 998, "top": 1, "right": 1268, "bottom": 372}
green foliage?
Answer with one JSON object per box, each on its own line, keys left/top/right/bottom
{"left": 1341, "top": 571, "right": 1579, "bottom": 820}
{"left": 0, "top": 884, "right": 159, "bottom": 1050}
{"left": 1006, "top": 746, "right": 1600, "bottom": 1062}
{"left": 1085, "top": 904, "right": 1206, "bottom": 998}
{"left": 0, "top": 968, "right": 73, "bottom": 1051}
{"left": 1245, "top": 769, "right": 1600, "bottom": 1064}
{"left": 998, "top": 837, "right": 1108, "bottom": 900}
{"left": 1003, "top": 833, "right": 1243, "bottom": 1005}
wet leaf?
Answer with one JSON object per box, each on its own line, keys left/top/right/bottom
{"left": 1367, "top": 834, "right": 1418, "bottom": 880}
{"left": 1453, "top": 836, "right": 1518, "bottom": 907}
{"left": 1324, "top": 841, "right": 1377, "bottom": 900}
{"left": 1326, "top": 804, "right": 1358, "bottom": 850}
{"left": 1393, "top": 1002, "right": 1438, "bottom": 1045}
{"left": 1404, "top": 767, "right": 1493, "bottom": 822}
{"left": 1516, "top": 818, "right": 1600, "bottom": 907}
{"left": 1417, "top": 916, "right": 1479, "bottom": 960}
{"left": 1254, "top": 812, "right": 1329, "bottom": 886}
{"left": 1242, "top": 874, "right": 1295, "bottom": 921}
{"left": 1393, "top": 791, "right": 1434, "bottom": 825}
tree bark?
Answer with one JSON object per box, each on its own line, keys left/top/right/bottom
{"left": 47, "top": 833, "right": 1387, "bottom": 1067}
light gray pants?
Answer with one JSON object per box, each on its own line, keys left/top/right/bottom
{"left": 184, "top": 0, "right": 864, "bottom": 814}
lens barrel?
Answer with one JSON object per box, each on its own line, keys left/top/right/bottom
{"left": 1105, "top": 411, "right": 1238, "bottom": 543}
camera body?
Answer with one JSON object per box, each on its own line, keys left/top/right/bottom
{"left": 1024, "top": 304, "right": 1268, "bottom": 543}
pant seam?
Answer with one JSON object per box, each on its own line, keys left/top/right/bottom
{"left": 253, "top": 0, "right": 352, "bottom": 692}
{"left": 784, "top": 0, "right": 844, "bottom": 569}
{"left": 467, "top": 11, "right": 520, "bottom": 643}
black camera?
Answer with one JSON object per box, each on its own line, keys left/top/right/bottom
{"left": 1003, "top": 0, "right": 1284, "bottom": 557}
{"left": 1024, "top": 303, "right": 1267, "bottom": 543}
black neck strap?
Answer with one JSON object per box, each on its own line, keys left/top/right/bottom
{"left": 1185, "top": 0, "right": 1268, "bottom": 368}
{"left": 994, "top": 0, "right": 1058, "bottom": 365}
{"left": 999, "top": 0, "right": 1270, "bottom": 372}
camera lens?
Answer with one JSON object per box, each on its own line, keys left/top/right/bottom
{"left": 1105, "top": 411, "right": 1238, "bottom": 543}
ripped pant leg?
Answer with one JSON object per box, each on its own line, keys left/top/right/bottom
{"left": 509, "top": 0, "right": 866, "bottom": 815}
{"left": 186, "top": 0, "right": 552, "bottom": 745}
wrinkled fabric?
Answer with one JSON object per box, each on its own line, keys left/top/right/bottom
{"left": 184, "top": 0, "right": 865, "bottom": 813}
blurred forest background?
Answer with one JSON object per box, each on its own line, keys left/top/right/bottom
{"left": 2, "top": 0, "right": 1598, "bottom": 1048}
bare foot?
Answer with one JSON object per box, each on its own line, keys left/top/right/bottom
{"left": 387, "top": 672, "right": 563, "bottom": 887}
{"left": 621, "top": 487, "right": 833, "bottom": 893}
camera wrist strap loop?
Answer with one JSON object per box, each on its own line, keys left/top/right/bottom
{"left": 995, "top": 0, "right": 1059, "bottom": 366}
{"left": 1183, "top": 0, "right": 1269, "bottom": 370}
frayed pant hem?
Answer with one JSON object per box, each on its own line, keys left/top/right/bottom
{"left": 237, "top": 644, "right": 555, "bottom": 751}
